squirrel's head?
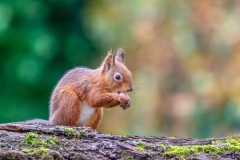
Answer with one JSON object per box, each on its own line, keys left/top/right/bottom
{"left": 101, "top": 48, "right": 133, "bottom": 93}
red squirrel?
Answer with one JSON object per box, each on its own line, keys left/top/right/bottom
{"left": 49, "top": 48, "right": 133, "bottom": 129}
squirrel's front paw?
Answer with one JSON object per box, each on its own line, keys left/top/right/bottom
{"left": 119, "top": 93, "right": 131, "bottom": 110}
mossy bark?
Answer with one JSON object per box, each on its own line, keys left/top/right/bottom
{"left": 0, "top": 122, "right": 239, "bottom": 160}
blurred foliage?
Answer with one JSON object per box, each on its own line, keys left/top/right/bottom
{"left": 1, "top": 0, "right": 240, "bottom": 138}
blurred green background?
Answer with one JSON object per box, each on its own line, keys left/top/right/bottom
{"left": 1, "top": 0, "right": 240, "bottom": 138}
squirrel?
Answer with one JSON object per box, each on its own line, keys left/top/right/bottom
{"left": 49, "top": 48, "right": 133, "bottom": 129}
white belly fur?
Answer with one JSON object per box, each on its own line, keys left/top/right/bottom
{"left": 78, "top": 101, "right": 95, "bottom": 126}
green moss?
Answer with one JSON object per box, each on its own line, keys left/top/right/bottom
{"left": 21, "top": 132, "right": 58, "bottom": 148}
{"left": 34, "top": 147, "right": 50, "bottom": 154}
{"left": 164, "top": 136, "right": 240, "bottom": 157}
{"left": 63, "top": 127, "right": 79, "bottom": 137}
{"left": 221, "top": 138, "right": 240, "bottom": 152}
{"left": 19, "top": 132, "right": 62, "bottom": 159}
{"left": 46, "top": 137, "right": 58, "bottom": 146}
{"left": 160, "top": 144, "right": 166, "bottom": 152}
{"left": 6, "top": 157, "right": 13, "bottom": 160}
{"left": 80, "top": 130, "right": 87, "bottom": 136}
{"left": 135, "top": 141, "right": 145, "bottom": 152}
{"left": 63, "top": 127, "right": 86, "bottom": 138}
{"left": 165, "top": 145, "right": 220, "bottom": 156}
{"left": 123, "top": 152, "right": 134, "bottom": 159}
{"left": 22, "top": 148, "right": 35, "bottom": 153}
{"left": 22, "top": 147, "right": 56, "bottom": 160}
{"left": 22, "top": 147, "right": 50, "bottom": 154}
{"left": 166, "top": 146, "right": 191, "bottom": 155}
{"left": 21, "top": 132, "right": 47, "bottom": 147}
{"left": 148, "top": 143, "right": 155, "bottom": 149}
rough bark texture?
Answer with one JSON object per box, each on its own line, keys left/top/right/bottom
{"left": 0, "top": 122, "right": 239, "bottom": 160}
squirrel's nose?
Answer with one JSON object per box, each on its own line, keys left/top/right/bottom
{"left": 127, "top": 85, "right": 133, "bottom": 92}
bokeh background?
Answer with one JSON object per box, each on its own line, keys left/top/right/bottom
{"left": 1, "top": 0, "right": 240, "bottom": 138}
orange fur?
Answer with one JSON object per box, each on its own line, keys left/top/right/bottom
{"left": 50, "top": 88, "right": 81, "bottom": 126}
{"left": 49, "top": 48, "right": 133, "bottom": 129}
{"left": 85, "top": 108, "right": 103, "bottom": 129}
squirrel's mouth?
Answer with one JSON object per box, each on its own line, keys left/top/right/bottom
{"left": 117, "top": 91, "right": 126, "bottom": 94}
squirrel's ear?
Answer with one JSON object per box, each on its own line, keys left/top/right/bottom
{"left": 102, "top": 49, "right": 115, "bottom": 72}
{"left": 116, "top": 48, "right": 125, "bottom": 64}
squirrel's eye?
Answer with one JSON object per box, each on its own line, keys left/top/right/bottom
{"left": 114, "top": 73, "right": 122, "bottom": 81}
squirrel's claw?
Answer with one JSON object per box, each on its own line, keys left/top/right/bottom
{"left": 118, "top": 92, "right": 131, "bottom": 110}
{"left": 121, "top": 99, "right": 131, "bottom": 110}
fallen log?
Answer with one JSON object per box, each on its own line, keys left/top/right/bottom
{"left": 0, "top": 122, "right": 239, "bottom": 159}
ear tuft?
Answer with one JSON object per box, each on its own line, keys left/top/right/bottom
{"left": 116, "top": 48, "right": 125, "bottom": 63}
{"left": 102, "top": 49, "right": 115, "bottom": 73}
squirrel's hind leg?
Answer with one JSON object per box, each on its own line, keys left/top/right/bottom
{"left": 49, "top": 89, "right": 81, "bottom": 127}
{"left": 84, "top": 108, "right": 103, "bottom": 129}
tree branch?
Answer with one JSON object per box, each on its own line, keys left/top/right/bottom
{"left": 0, "top": 122, "right": 239, "bottom": 159}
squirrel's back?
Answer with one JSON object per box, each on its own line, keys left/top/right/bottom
{"left": 52, "top": 67, "right": 101, "bottom": 98}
